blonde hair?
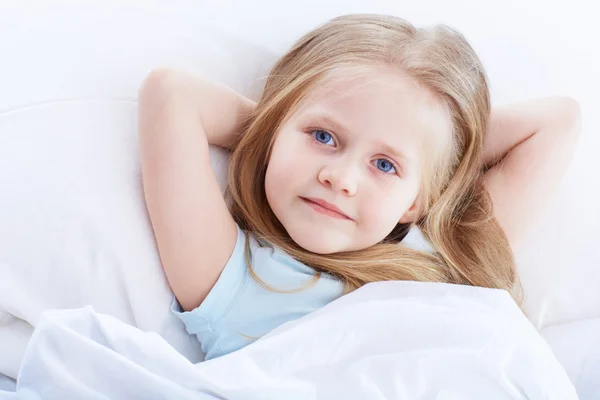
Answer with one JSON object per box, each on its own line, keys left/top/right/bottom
{"left": 227, "top": 14, "right": 522, "bottom": 304}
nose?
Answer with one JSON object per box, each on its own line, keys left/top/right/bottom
{"left": 317, "top": 159, "right": 358, "bottom": 196}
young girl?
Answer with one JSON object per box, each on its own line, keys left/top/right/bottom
{"left": 138, "top": 14, "right": 581, "bottom": 361}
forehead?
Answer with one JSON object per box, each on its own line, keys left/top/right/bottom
{"left": 293, "top": 71, "right": 452, "bottom": 166}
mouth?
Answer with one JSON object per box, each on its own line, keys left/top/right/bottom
{"left": 300, "top": 197, "right": 353, "bottom": 221}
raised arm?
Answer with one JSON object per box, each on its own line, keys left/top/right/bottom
{"left": 482, "top": 96, "right": 582, "bottom": 249}
{"left": 138, "top": 68, "right": 256, "bottom": 311}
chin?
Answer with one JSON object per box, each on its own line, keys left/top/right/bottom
{"left": 286, "top": 226, "right": 351, "bottom": 255}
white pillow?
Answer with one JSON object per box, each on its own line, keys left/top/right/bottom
{"left": 541, "top": 318, "right": 600, "bottom": 398}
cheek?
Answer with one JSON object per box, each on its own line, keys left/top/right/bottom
{"left": 268, "top": 132, "right": 313, "bottom": 185}
{"left": 359, "top": 185, "right": 413, "bottom": 228}
{"left": 265, "top": 132, "right": 306, "bottom": 203}
{"left": 264, "top": 153, "right": 285, "bottom": 211}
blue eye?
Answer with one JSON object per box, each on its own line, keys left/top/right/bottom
{"left": 311, "top": 130, "right": 335, "bottom": 146}
{"left": 375, "top": 159, "right": 396, "bottom": 174}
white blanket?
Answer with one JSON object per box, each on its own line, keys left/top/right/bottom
{"left": 0, "top": 282, "right": 576, "bottom": 400}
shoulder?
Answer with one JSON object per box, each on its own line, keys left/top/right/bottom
{"left": 247, "top": 232, "right": 342, "bottom": 291}
{"left": 247, "top": 232, "right": 316, "bottom": 275}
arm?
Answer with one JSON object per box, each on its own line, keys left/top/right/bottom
{"left": 138, "top": 68, "right": 255, "bottom": 311}
{"left": 482, "top": 96, "right": 582, "bottom": 248}
{"left": 143, "top": 69, "right": 256, "bottom": 149}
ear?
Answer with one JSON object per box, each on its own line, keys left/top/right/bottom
{"left": 399, "top": 194, "right": 422, "bottom": 224}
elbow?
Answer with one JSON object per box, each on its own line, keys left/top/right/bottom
{"left": 558, "top": 96, "right": 582, "bottom": 139}
{"left": 138, "top": 68, "right": 178, "bottom": 100}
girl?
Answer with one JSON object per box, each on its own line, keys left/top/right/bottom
{"left": 138, "top": 14, "right": 581, "bottom": 360}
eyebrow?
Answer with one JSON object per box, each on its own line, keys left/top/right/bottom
{"left": 303, "top": 111, "right": 411, "bottom": 165}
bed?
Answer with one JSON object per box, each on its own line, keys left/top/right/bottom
{"left": 0, "top": 0, "right": 598, "bottom": 397}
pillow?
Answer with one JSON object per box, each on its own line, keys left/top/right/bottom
{"left": 541, "top": 318, "right": 600, "bottom": 398}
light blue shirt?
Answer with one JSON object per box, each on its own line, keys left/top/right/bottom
{"left": 171, "top": 224, "right": 345, "bottom": 361}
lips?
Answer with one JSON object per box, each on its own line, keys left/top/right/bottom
{"left": 300, "top": 197, "right": 353, "bottom": 220}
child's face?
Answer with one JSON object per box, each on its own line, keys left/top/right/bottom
{"left": 265, "top": 70, "right": 452, "bottom": 254}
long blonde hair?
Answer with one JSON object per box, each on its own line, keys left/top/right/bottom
{"left": 227, "top": 14, "right": 522, "bottom": 303}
